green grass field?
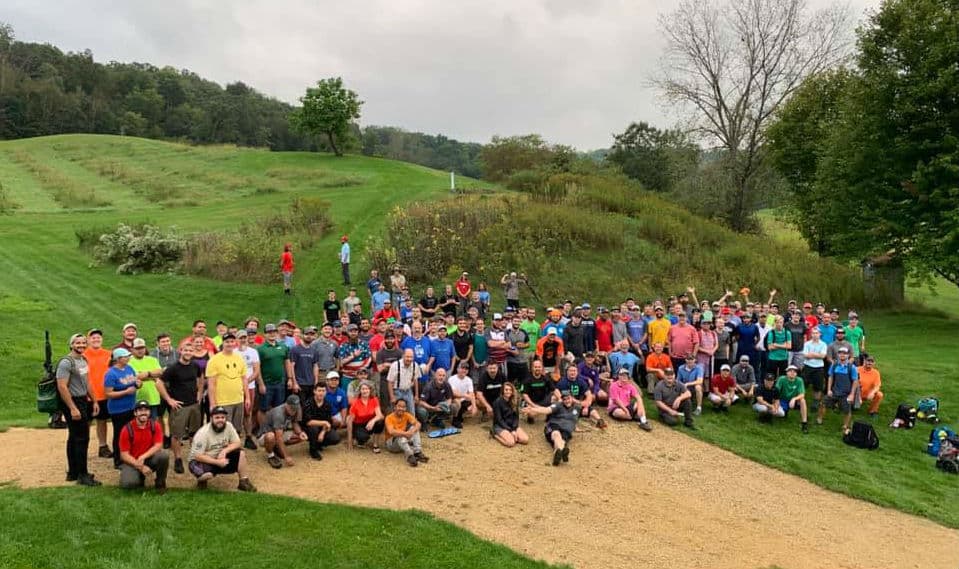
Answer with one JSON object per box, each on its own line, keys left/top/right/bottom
{"left": 1, "top": 135, "right": 957, "bottom": 538}
{"left": 0, "top": 487, "right": 562, "bottom": 569}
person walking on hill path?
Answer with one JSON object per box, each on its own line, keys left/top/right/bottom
{"left": 280, "top": 243, "right": 294, "bottom": 295}
{"left": 339, "top": 235, "right": 351, "bottom": 285}
{"left": 58, "top": 333, "right": 101, "bottom": 487}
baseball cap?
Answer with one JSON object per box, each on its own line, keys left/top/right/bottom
{"left": 838, "top": 347, "right": 849, "bottom": 353}
{"left": 264, "top": 323, "right": 278, "bottom": 333}
{"left": 383, "top": 298, "right": 392, "bottom": 304}
{"left": 786, "top": 365, "right": 799, "bottom": 372}
{"left": 134, "top": 400, "right": 151, "bottom": 410}
{"left": 739, "top": 355, "right": 750, "bottom": 362}
{"left": 764, "top": 373, "right": 776, "bottom": 381}
{"left": 720, "top": 364, "right": 731, "bottom": 371}
{"left": 245, "top": 328, "right": 257, "bottom": 336}
{"left": 849, "top": 312, "right": 859, "bottom": 319}
{"left": 582, "top": 302, "right": 591, "bottom": 309}
{"left": 277, "top": 319, "right": 292, "bottom": 326}
{"left": 112, "top": 347, "right": 131, "bottom": 358}
{"left": 326, "top": 371, "right": 340, "bottom": 379}
{"left": 221, "top": 333, "right": 236, "bottom": 341}
{"left": 216, "top": 320, "right": 227, "bottom": 327}
{"left": 332, "top": 321, "right": 342, "bottom": 328}
{"left": 305, "top": 325, "right": 318, "bottom": 333}
{"left": 87, "top": 328, "right": 103, "bottom": 337}
{"left": 617, "top": 367, "right": 630, "bottom": 376}
{"left": 546, "top": 326, "right": 558, "bottom": 335}
{"left": 560, "top": 390, "right": 572, "bottom": 397}
{"left": 664, "top": 368, "right": 675, "bottom": 376}
{"left": 285, "top": 395, "right": 301, "bottom": 407}
{"left": 347, "top": 323, "right": 359, "bottom": 331}
{"left": 654, "top": 306, "right": 664, "bottom": 312}
{"left": 132, "top": 338, "right": 147, "bottom": 349}
{"left": 836, "top": 328, "right": 845, "bottom": 334}
{"left": 122, "top": 322, "right": 138, "bottom": 331}
{"left": 493, "top": 313, "right": 503, "bottom": 320}
{"left": 211, "top": 406, "right": 228, "bottom": 416}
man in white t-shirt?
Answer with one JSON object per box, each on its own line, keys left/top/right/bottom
{"left": 236, "top": 330, "right": 263, "bottom": 450}
{"left": 448, "top": 361, "right": 477, "bottom": 428}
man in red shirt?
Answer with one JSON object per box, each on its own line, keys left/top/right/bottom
{"left": 373, "top": 299, "right": 401, "bottom": 326}
{"left": 118, "top": 400, "right": 169, "bottom": 494}
{"left": 455, "top": 272, "right": 472, "bottom": 315}
{"left": 667, "top": 312, "right": 699, "bottom": 371}
{"left": 707, "top": 365, "right": 737, "bottom": 412}
{"left": 802, "top": 302, "right": 820, "bottom": 338}
{"left": 594, "top": 307, "right": 614, "bottom": 354}
{"left": 280, "top": 243, "right": 294, "bottom": 295}
{"left": 179, "top": 320, "right": 218, "bottom": 354}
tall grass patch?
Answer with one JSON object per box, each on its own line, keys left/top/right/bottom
{"left": 6, "top": 150, "right": 110, "bottom": 208}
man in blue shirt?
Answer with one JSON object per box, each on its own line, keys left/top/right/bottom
{"left": 323, "top": 372, "right": 349, "bottom": 429}
{"left": 608, "top": 341, "right": 640, "bottom": 380}
{"left": 822, "top": 347, "right": 859, "bottom": 434}
{"left": 429, "top": 325, "right": 455, "bottom": 374}
{"left": 676, "top": 354, "right": 704, "bottom": 415}
{"left": 400, "top": 322, "right": 432, "bottom": 383}
{"left": 626, "top": 307, "right": 647, "bottom": 352}
{"left": 817, "top": 313, "right": 838, "bottom": 344}
{"left": 366, "top": 269, "right": 382, "bottom": 300}
{"left": 339, "top": 235, "right": 351, "bottom": 285}
{"left": 734, "top": 313, "right": 760, "bottom": 369}
{"left": 371, "top": 283, "right": 391, "bottom": 314}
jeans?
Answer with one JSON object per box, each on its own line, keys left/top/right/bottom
{"left": 658, "top": 399, "right": 694, "bottom": 426}
{"left": 393, "top": 388, "right": 415, "bottom": 413}
{"left": 110, "top": 409, "right": 135, "bottom": 468}
{"left": 341, "top": 262, "right": 351, "bottom": 284}
{"left": 119, "top": 451, "right": 170, "bottom": 488}
{"left": 64, "top": 397, "right": 92, "bottom": 478}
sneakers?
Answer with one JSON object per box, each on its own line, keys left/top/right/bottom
{"left": 414, "top": 452, "right": 430, "bottom": 463}
{"left": 163, "top": 436, "right": 171, "bottom": 450}
{"left": 98, "top": 445, "right": 113, "bottom": 459}
{"left": 693, "top": 407, "right": 702, "bottom": 416}
{"left": 406, "top": 454, "right": 419, "bottom": 467}
{"left": 638, "top": 421, "right": 653, "bottom": 432}
{"left": 451, "top": 418, "right": 464, "bottom": 429}
{"left": 77, "top": 474, "right": 101, "bottom": 487}
{"left": 683, "top": 421, "right": 697, "bottom": 431}
{"left": 596, "top": 418, "right": 608, "bottom": 430}
{"left": 802, "top": 422, "right": 809, "bottom": 434}
{"left": 197, "top": 471, "right": 213, "bottom": 490}
{"left": 561, "top": 446, "right": 570, "bottom": 463}
{"left": 552, "top": 448, "right": 563, "bottom": 466}
{"left": 155, "top": 483, "right": 167, "bottom": 496}
{"left": 174, "top": 458, "right": 184, "bottom": 474}
{"left": 65, "top": 472, "right": 78, "bottom": 482}
{"left": 309, "top": 450, "right": 323, "bottom": 461}
{"left": 244, "top": 436, "right": 258, "bottom": 451}
{"left": 237, "top": 478, "right": 257, "bottom": 493}
{"left": 267, "top": 455, "right": 283, "bottom": 469}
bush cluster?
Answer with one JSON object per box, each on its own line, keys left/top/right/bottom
{"left": 93, "top": 223, "right": 185, "bottom": 274}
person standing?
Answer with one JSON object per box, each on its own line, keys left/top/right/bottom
{"left": 157, "top": 342, "right": 202, "bottom": 475}
{"left": 84, "top": 329, "right": 113, "bottom": 459}
{"left": 455, "top": 272, "right": 472, "bottom": 315}
{"left": 339, "top": 234, "right": 351, "bottom": 285}
{"left": 118, "top": 400, "right": 169, "bottom": 494}
{"left": 205, "top": 333, "right": 248, "bottom": 435}
{"left": 281, "top": 243, "right": 294, "bottom": 295}
{"left": 104, "top": 347, "right": 141, "bottom": 471}
{"left": 500, "top": 272, "right": 524, "bottom": 311}
{"left": 57, "top": 333, "right": 101, "bottom": 486}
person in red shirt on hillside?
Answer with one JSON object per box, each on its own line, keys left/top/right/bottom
{"left": 179, "top": 320, "right": 217, "bottom": 354}
{"left": 802, "top": 302, "right": 820, "bottom": 338}
{"left": 280, "top": 243, "right": 294, "bottom": 295}
{"left": 118, "top": 400, "right": 169, "bottom": 494}
{"left": 455, "top": 272, "right": 472, "bottom": 315}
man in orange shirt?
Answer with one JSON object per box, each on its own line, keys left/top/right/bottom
{"left": 644, "top": 342, "right": 673, "bottom": 394}
{"left": 85, "top": 328, "right": 113, "bottom": 458}
{"left": 857, "top": 355, "right": 883, "bottom": 417}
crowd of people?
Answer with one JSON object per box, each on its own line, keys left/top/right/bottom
{"left": 55, "top": 272, "right": 882, "bottom": 490}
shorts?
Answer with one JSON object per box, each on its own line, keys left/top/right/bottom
{"left": 779, "top": 399, "right": 792, "bottom": 415}
{"left": 93, "top": 400, "right": 110, "bottom": 421}
{"left": 169, "top": 403, "right": 201, "bottom": 439}
{"left": 283, "top": 271, "right": 292, "bottom": 287}
{"left": 189, "top": 449, "right": 241, "bottom": 477}
{"left": 544, "top": 425, "right": 572, "bottom": 444}
{"left": 825, "top": 394, "right": 852, "bottom": 413}
{"left": 802, "top": 366, "right": 825, "bottom": 392}
{"left": 221, "top": 403, "right": 244, "bottom": 432}
{"left": 259, "top": 383, "right": 287, "bottom": 412}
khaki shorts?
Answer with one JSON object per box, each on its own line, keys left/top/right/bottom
{"left": 221, "top": 403, "right": 245, "bottom": 434}
{"left": 169, "top": 403, "right": 201, "bottom": 439}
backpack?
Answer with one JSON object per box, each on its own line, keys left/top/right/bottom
{"left": 843, "top": 420, "right": 879, "bottom": 450}
{"left": 37, "top": 356, "right": 71, "bottom": 414}
{"left": 927, "top": 426, "right": 956, "bottom": 456}
{"left": 124, "top": 419, "right": 159, "bottom": 451}
{"left": 917, "top": 397, "right": 940, "bottom": 423}
{"left": 936, "top": 436, "right": 959, "bottom": 474}
{"left": 892, "top": 403, "right": 917, "bottom": 429}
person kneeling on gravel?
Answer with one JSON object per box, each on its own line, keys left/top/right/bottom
{"left": 118, "top": 400, "right": 169, "bottom": 495}
{"left": 753, "top": 374, "right": 786, "bottom": 422}
{"left": 384, "top": 399, "right": 429, "bottom": 467}
{"left": 188, "top": 406, "right": 257, "bottom": 492}
{"left": 261, "top": 395, "right": 307, "bottom": 469}
{"left": 652, "top": 369, "right": 696, "bottom": 430}
{"left": 300, "top": 382, "right": 341, "bottom": 461}
{"left": 522, "top": 390, "right": 581, "bottom": 466}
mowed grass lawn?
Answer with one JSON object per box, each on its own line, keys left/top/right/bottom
{"left": 0, "top": 487, "right": 562, "bottom": 569}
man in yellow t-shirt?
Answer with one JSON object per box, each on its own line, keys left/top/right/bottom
{"left": 206, "top": 334, "right": 248, "bottom": 433}
{"left": 384, "top": 399, "right": 428, "bottom": 467}
{"left": 647, "top": 306, "right": 672, "bottom": 350}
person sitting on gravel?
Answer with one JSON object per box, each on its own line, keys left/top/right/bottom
{"left": 519, "top": 360, "right": 556, "bottom": 423}
{"left": 118, "top": 400, "right": 169, "bottom": 494}
{"left": 554, "top": 364, "right": 608, "bottom": 430}
{"left": 492, "top": 382, "right": 530, "bottom": 447}
{"left": 753, "top": 373, "right": 785, "bottom": 421}
{"left": 448, "top": 361, "right": 477, "bottom": 428}
{"left": 522, "top": 390, "right": 582, "bottom": 466}
{"left": 707, "top": 364, "right": 737, "bottom": 412}
{"left": 384, "top": 398, "right": 429, "bottom": 467}
{"left": 776, "top": 366, "right": 809, "bottom": 434}
{"left": 652, "top": 368, "right": 696, "bottom": 429}
{"left": 347, "top": 382, "right": 385, "bottom": 452}
{"left": 188, "top": 406, "right": 257, "bottom": 492}
{"left": 607, "top": 368, "right": 652, "bottom": 431}
{"left": 300, "top": 382, "right": 341, "bottom": 460}
{"left": 261, "top": 395, "right": 306, "bottom": 469}
{"left": 417, "top": 368, "right": 454, "bottom": 428}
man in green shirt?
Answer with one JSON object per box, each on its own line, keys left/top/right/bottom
{"left": 256, "top": 324, "right": 292, "bottom": 426}
{"left": 775, "top": 365, "right": 809, "bottom": 434}
{"left": 764, "top": 316, "right": 791, "bottom": 378}
{"left": 842, "top": 313, "right": 866, "bottom": 362}
{"left": 129, "top": 338, "right": 163, "bottom": 417}
{"left": 519, "top": 308, "right": 541, "bottom": 355}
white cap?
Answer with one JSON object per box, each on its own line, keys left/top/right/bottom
{"left": 720, "top": 364, "right": 731, "bottom": 371}
{"left": 546, "top": 326, "right": 558, "bottom": 335}
{"left": 326, "top": 371, "right": 340, "bottom": 379}
{"left": 492, "top": 313, "right": 503, "bottom": 320}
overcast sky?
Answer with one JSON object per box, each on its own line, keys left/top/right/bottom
{"left": 6, "top": 0, "right": 878, "bottom": 149}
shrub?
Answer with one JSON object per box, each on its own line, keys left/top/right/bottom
{"left": 93, "top": 223, "right": 185, "bottom": 274}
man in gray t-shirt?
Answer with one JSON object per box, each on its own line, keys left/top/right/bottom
{"left": 524, "top": 391, "right": 582, "bottom": 466}
{"left": 652, "top": 370, "right": 695, "bottom": 429}
{"left": 260, "top": 395, "right": 305, "bottom": 469}
{"left": 57, "top": 333, "right": 101, "bottom": 486}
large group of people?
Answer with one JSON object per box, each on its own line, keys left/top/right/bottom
{"left": 56, "top": 273, "right": 883, "bottom": 490}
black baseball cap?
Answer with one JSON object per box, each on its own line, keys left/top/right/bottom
{"left": 211, "top": 406, "right": 228, "bottom": 416}
{"left": 134, "top": 400, "right": 151, "bottom": 410}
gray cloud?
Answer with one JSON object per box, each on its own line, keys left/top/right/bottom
{"left": 6, "top": 0, "right": 878, "bottom": 149}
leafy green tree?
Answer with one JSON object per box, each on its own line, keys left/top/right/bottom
{"left": 607, "top": 121, "right": 698, "bottom": 192}
{"left": 289, "top": 77, "right": 362, "bottom": 157}
{"left": 480, "top": 134, "right": 554, "bottom": 182}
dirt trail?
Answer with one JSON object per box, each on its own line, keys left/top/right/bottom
{"left": 2, "top": 424, "right": 956, "bottom": 569}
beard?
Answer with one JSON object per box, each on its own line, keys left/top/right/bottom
{"left": 211, "top": 421, "right": 226, "bottom": 433}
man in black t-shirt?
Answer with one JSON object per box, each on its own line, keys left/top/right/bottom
{"left": 418, "top": 287, "right": 439, "bottom": 320}
{"left": 323, "top": 289, "right": 342, "bottom": 325}
{"left": 474, "top": 361, "right": 504, "bottom": 418}
{"left": 300, "top": 383, "right": 341, "bottom": 459}
{"left": 417, "top": 369, "right": 454, "bottom": 427}
{"left": 439, "top": 284, "right": 459, "bottom": 317}
{"left": 785, "top": 311, "right": 806, "bottom": 367}
{"left": 156, "top": 343, "right": 202, "bottom": 474}
{"left": 451, "top": 318, "right": 474, "bottom": 372}
{"left": 520, "top": 360, "right": 556, "bottom": 423}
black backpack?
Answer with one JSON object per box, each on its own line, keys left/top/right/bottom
{"left": 894, "top": 403, "right": 917, "bottom": 429}
{"left": 843, "top": 420, "right": 879, "bottom": 450}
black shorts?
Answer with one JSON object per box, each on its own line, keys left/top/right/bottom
{"left": 825, "top": 394, "right": 852, "bottom": 413}
{"left": 544, "top": 425, "right": 572, "bottom": 444}
{"left": 189, "top": 449, "right": 241, "bottom": 477}
{"left": 93, "top": 400, "right": 110, "bottom": 421}
{"left": 802, "top": 366, "right": 825, "bottom": 392}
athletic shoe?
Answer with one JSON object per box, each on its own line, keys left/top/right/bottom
{"left": 414, "top": 452, "right": 430, "bottom": 463}
{"left": 552, "top": 449, "right": 563, "bottom": 466}
{"left": 267, "top": 455, "right": 283, "bottom": 469}
{"left": 155, "top": 483, "right": 167, "bottom": 496}
{"left": 65, "top": 473, "right": 78, "bottom": 482}
{"left": 309, "top": 450, "right": 323, "bottom": 461}
{"left": 683, "top": 422, "right": 697, "bottom": 431}
{"left": 197, "top": 471, "right": 213, "bottom": 489}
{"left": 693, "top": 407, "right": 702, "bottom": 416}
{"left": 801, "top": 422, "right": 809, "bottom": 434}
{"left": 638, "top": 421, "right": 653, "bottom": 432}
{"left": 77, "top": 474, "right": 101, "bottom": 487}
{"left": 561, "top": 446, "right": 570, "bottom": 463}
{"left": 244, "top": 436, "right": 258, "bottom": 451}
{"left": 174, "top": 458, "right": 184, "bottom": 474}
{"left": 451, "top": 418, "right": 464, "bottom": 429}
{"left": 596, "top": 418, "right": 608, "bottom": 430}
{"left": 815, "top": 417, "right": 823, "bottom": 425}
{"left": 237, "top": 478, "right": 257, "bottom": 493}
{"left": 98, "top": 445, "right": 113, "bottom": 459}
{"left": 406, "top": 454, "right": 419, "bottom": 467}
